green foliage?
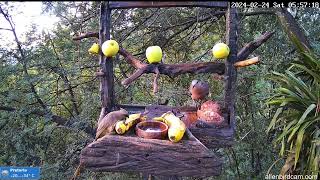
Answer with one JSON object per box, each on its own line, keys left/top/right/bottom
{"left": 266, "top": 40, "right": 320, "bottom": 176}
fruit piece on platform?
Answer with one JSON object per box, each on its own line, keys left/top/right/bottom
{"left": 102, "top": 40, "right": 119, "bottom": 57}
{"left": 146, "top": 46, "right": 163, "bottom": 64}
{"left": 115, "top": 113, "right": 145, "bottom": 134}
{"left": 115, "top": 120, "right": 127, "bottom": 134}
{"left": 212, "top": 42, "right": 230, "bottom": 59}
{"left": 153, "top": 111, "right": 186, "bottom": 143}
{"left": 124, "top": 113, "right": 142, "bottom": 131}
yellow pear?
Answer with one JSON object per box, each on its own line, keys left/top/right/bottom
{"left": 102, "top": 40, "right": 119, "bottom": 57}
{"left": 88, "top": 43, "right": 100, "bottom": 54}
{"left": 212, "top": 43, "right": 230, "bottom": 59}
{"left": 146, "top": 46, "right": 162, "bottom": 64}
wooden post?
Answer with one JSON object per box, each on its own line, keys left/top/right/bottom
{"left": 98, "top": 1, "right": 115, "bottom": 121}
{"left": 223, "top": 5, "right": 238, "bottom": 128}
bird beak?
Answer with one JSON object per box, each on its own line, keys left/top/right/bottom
{"left": 126, "top": 114, "right": 129, "bottom": 118}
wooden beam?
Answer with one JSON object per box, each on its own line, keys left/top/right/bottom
{"left": 109, "top": 1, "right": 228, "bottom": 9}
{"left": 98, "top": 1, "right": 115, "bottom": 120}
{"left": 80, "top": 135, "right": 223, "bottom": 177}
{"left": 190, "top": 126, "right": 234, "bottom": 148}
{"left": 223, "top": 6, "right": 238, "bottom": 127}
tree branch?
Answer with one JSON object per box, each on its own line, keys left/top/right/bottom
{"left": 153, "top": 66, "right": 160, "bottom": 94}
{"left": 0, "top": 105, "right": 67, "bottom": 125}
{"left": 237, "top": 31, "right": 274, "bottom": 62}
{"left": 118, "top": 48, "right": 225, "bottom": 87}
{"left": 72, "top": 32, "right": 99, "bottom": 41}
{"left": 71, "top": 10, "right": 275, "bottom": 41}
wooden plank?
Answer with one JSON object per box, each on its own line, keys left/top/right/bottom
{"left": 99, "top": 1, "right": 115, "bottom": 118}
{"left": 80, "top": 135, "right": 222, "bottom": 177}
{"left": 223, "top": 6, "right": 238, "bottom": 128}
{"left": 190, "top": 126, "right": 234, "bottom": 148}
{"left": 109, "top": 1, "right": 228, "bottom": 9}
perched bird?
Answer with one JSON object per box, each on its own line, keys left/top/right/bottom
{"left": 95, "top": 108, "right": 129, "bottom": 140}
{"left": 189, "top": 80, "right": 210, "bottom": 107}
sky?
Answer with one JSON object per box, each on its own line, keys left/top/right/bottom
{"left": 0, "top": 2, "right": 59, "bottom": 43}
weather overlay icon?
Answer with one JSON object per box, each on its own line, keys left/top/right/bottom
{"left": 0, "top": 167, "right": 40, "bottom": 179}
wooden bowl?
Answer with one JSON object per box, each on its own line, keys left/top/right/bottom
{"left": 135, "top": 121, "right": 168, "bottom": 139}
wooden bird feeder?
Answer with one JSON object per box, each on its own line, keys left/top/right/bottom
{"left": 72, "top": 1, "right": 273, "bottom": 178}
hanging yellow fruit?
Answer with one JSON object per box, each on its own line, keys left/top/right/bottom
{"left": 88, "top": 43, "right": 100, "bottom": 55}
{"left": 212, "top": 43, "right": 230, "bottom": 59}
{"left": 102, "top": 40, "right": 119, "bottom": 57}
{"left": 146, "top": 46, "right": 163, "bottom": 64}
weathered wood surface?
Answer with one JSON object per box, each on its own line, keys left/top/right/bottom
{"left": 223, "top": 7, "right": 238, "bottom": 127}
{"left": 109, "top": 1, "right": 228, "bottom": 9}
{"left": 190, "top": 126, "right": 234, "bottom": 148}
{"left": 80, "top": 135, "right": 222, "bottom": 177}
{"left": 98, "top": 1, "right": 114, "bottom": 120}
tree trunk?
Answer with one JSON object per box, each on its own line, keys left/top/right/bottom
{"left": 275, "top": 8, "right": 311, "bottom": 52}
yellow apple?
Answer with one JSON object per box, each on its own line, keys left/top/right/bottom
{"left": 212, "top": 43, "right": 230, "bottom": 59}
{"left": 146, "top": 46, "right": 162, "bottom": 64}
{"left": 102, "top": 40, "right": 119, "bottom": 57}
{"left": 88, "top": 43, "right": 100, "bottom": 54}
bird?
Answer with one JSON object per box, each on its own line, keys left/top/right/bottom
{"left": 189, "top": 79, "right": 210, "bottom": 108}
{"left": 95, "top": 108, "right": 129, "bottom": 140}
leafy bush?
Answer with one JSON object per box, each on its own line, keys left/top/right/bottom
{"left": 267, "top": 38, "right": 319, "bottom": 177}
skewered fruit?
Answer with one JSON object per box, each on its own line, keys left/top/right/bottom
{"left": 88, "top": 43, "right": 100, "bottom": 54}
{"left": 212, "top": 43, "right": 230, "bottom": 59}
{"left": 102, "top": 40, "right": 119, "bottom": 57}
{"left": 153, "top": 111, "right": 186, "bottom": 142}
{"left": 146, "top": 46, "right": 162, "bottom": 64}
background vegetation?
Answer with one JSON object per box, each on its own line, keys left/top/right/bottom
{"left": 0, "top": 2, "right": 319, "bottom": 179}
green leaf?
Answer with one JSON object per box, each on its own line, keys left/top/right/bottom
{"left": 297, "top": 104, "right": 316, "bottom": 124}
{"left": 293, "top": 63, "right": 320, "bottom": 84}
{"left": 294, "top": 121, "right": 312, "bottom": 168}
{"left": 276, "top": 119, "right": 298, "bottom": 142}
{"left": 280, "top": 137, "right": 285, "bottom": 157}
{"left": 267, "top": 102, "right": 286, "bottom": 133}
{"left": 301, "top": 52, "right": 320, "bottom": 69}
{"left": 267, "top": 97, "right": 297, "bottom": 105}
{"left": 285, "top": 70, "right": 316, "bottom": 100}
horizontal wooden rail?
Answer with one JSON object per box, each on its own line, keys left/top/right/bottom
{"left": 109, "top": 1, "right": 228, "bottom": 9}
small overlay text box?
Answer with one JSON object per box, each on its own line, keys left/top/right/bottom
{"left": 0, "top": 167, "right": 40, "bottom": 180}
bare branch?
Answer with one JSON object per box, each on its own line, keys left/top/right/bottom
{"left": 0, "top": 105, "right": 67, "bottom": 125}
{"left": 237, "top": 31, "right": 275, "bottom": 62}
{"left": 72, "top": 32, "right": 99, "bottom": 40}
